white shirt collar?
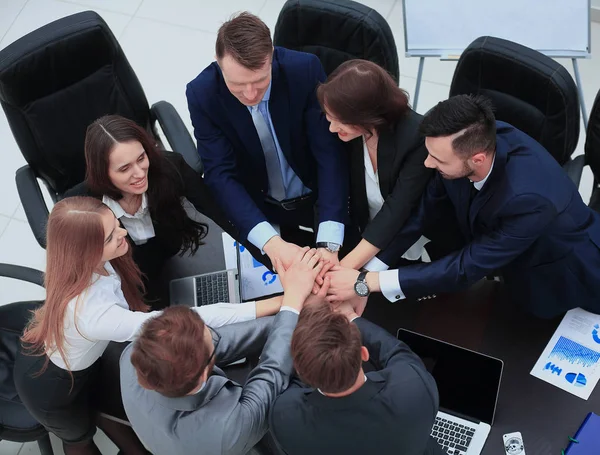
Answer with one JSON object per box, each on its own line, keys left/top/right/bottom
{"left": 471, "top": 154, "right": 495, "bottom": 191}
{"left": 317, "top": 374, "right": 368, "bottom": 395}
{"left": 102, "top": 193, "right": 149, "bottom": 219}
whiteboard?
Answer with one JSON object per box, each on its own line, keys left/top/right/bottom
{"left": 403, "top": 0, "right": 590, "bottom": 58}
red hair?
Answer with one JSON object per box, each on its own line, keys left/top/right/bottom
{"left": 22, "top": 196, "right": 147, "bottom": 372}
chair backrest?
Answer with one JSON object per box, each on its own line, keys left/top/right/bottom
{"left": 0, "top": 301, "right": 41, "bottom": 402}
{"left": 273, "top": 0, "right": 399, "bottom": 81}
{"left": 0, "top": 11, "right": 151, "bottom": 196}
{"left": 585, "top": 89, "right": 600, "bottom": 180}
{"left": 450, "top": 36, "right": 580, "bottom": 166}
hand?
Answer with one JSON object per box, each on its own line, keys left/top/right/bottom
{"left": 325, "top": 265, "right": 361, "bottom": 303}
{"left": 317, "top": 248, "right": 339, "bottom": 266}
{"left": 276, "top": 248, "right": 324, "bottom": 311}
{"left": 264, "top": 236, "right": 304, "bottom": 273}
{"left": 305, "top": 276, "right": 331, "bottom": 307}
{"left": 333, "top": 300, "right": 359, "bottom": 321}
{"left": 344, "top": 294, "right": 368, "bottom": 317}
{"left": 312, "top": 259, "right": 336, "bottom": 294}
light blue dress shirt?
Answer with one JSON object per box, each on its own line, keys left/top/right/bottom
{"left": 246, "top": 80, "right": 344, "bottom": 252}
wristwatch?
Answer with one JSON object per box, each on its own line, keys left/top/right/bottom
{"left": 315, "top": 242, "right": 341, "bottom": 253}
{"left": 354, "top": 271, "right": 370, "bottom": 297}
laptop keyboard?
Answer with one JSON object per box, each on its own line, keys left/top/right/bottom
{"left": 195, "top": 272, "right": 230, "bottom": 306}
{"left": 431, "top": 416, "right": 476, "bottom": 455}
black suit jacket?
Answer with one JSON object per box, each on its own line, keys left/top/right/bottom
{"left": 270, "top": 318, "right": 444, "bottom": 455}
{"left": 349, "top": 109, "right": 432, "bottom": 251}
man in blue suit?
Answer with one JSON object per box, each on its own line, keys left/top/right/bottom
{"left": 186, "top": 12, "right": 348, "bottom": 270}
{"left": 327, "top": 95, "right": 600, "bottom": 318}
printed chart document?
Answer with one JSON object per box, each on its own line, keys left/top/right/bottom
{"left": 221, "top": 232, "right": 283, "bottom": 301}
{"left": 531, "top": 308, "right": 600, "bottom": 400}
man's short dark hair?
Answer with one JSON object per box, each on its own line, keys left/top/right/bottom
{"left": 130, "top": 306, "right": 210, "bottom": 398}
{"left": 291, "top": 303, "right": 363, "bottom": 394}
{"left": 420, "top": 95, "right": 497, "bottom": 157}
{"left": 215, "top": 12, "right": 273, "bottom": 70}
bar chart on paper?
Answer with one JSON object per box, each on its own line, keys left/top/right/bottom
{"left": 532, "top": 309, "right": 600, "bottom": 399}
{"left": 549, "top": 337, "right": 600, "bottom": 367}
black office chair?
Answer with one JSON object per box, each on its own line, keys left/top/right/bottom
{"left": 0, "top": 11, "right": 201, "bottom": 249}
{"left": 584, "top": 89, "right": 600, "bottom": 213}
{"left": 0, "top": 264, "right": 53, "bottom": 455}
{"left": 273, "top": 0, "right": 399, "bottom": 81}
{"left": 450, "top": 36, "right": 584, "bottom": 186}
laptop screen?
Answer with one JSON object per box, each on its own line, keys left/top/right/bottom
{"left": 397, "top": 328, "right": 502, "bottom": 425}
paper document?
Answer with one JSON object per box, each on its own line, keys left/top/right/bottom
{"left": 531, "top": 308, "right": 600, "bottom": 400}
{"left": 221, "top": 232, "right": 283, "bottom": 301}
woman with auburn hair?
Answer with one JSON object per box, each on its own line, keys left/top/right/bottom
{"left": 13, "top": 196, "right": 281, "bottom": 455}
{"left": 65, "top": 114, "right": 263, "bottom": 309}
{"left": 316, "top": 59, "right": 434, "bottom": 270}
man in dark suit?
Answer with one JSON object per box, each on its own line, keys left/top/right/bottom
{"left": 270, "top": 302, "right": 443, "bottom": 455}
{"left": 326, "top": 95, "right": 600, "bottom": 318}
{"left": 186, "top": 12, "right": 348, "bottom": 269}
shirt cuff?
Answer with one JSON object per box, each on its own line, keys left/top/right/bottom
{"left": 280, "top": 306, "right": 300, "bottom": 315}
{"left": 247, "top": 221, "right": 279, "bottom": 253}
{"left": 316, "top": 221, "right": 345, "bottom": 245}
{"left": 379, "top": 270, "right": 406, "bottom": 302}
{"left": 363, "top": 256, "right": 390, "bottom": 272}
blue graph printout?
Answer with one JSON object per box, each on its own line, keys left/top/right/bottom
{"left": 549, "top": 337, "right": 600, "bottom": 367}
{"left": 531, "top": 308, "right": 600, "bottom": 400}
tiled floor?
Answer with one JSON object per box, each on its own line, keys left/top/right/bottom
{"left": 0, "top": 0, "right": 599, "bottom": 453}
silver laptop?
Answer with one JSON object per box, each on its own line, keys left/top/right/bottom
{"left": 397, "top": 328, "right": 503, "bottom": 455}
{"left": 169, "top": 246, "right": 243, "bottom": 307}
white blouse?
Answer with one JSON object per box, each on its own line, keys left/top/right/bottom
{"left": 362, "top": 139, "right": 430, "bottom": 263}
{"left": 103, "top": 194, "right": 155, "bottom": 245}
{"left": 47, "top": 262, "right": 257, "bottom": 371}
{"left": 363, "top": 140, "right": 385, "bottom": 222}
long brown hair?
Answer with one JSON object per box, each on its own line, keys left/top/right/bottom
{"left": 84, "top": 115, "right": 207, "bottom": 255}
{"left": 21, "top": 196, "right": 147, "bottom": 371}
{"left": 317, "top": 59, "right": 410, "bottom": 137}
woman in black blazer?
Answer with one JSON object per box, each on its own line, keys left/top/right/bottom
{"left": 65, "top": 115, "right": 252, "bottom": 308}
{"left": 317, "top": 59, "right": 433, "bottom": 270}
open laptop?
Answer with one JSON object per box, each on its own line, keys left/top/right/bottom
{"left": 396, "top": 328, "right": 503, "bottom": 455}
{"left": 169, "top": 246, "right": 243, "bottom": 307}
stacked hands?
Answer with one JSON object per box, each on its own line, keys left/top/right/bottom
{"left": 275, "top": 247, "right": 369, "bottom": 318}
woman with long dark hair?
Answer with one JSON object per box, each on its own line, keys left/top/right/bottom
{"left": 66, "top": 114, "right": 254, "bottom": 308}
{"left": 13, "top": 197, "right": 281, "bottom": 455}
{"left": 316, "top": 59, "right": 433, "bottom": 270}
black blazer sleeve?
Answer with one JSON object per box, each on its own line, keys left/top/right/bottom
{"left": 362, "top": 111, "right": 433, "bottom": 250}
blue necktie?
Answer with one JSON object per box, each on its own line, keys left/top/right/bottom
{"left": 251, "top": 105, "right": 286, "bottom": 201}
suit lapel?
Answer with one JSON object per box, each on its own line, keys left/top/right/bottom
{"left": 377, "top": 130, "right": 395, "bottom": 197}
{"left": 216, "top": 66, "right": 266, "bottom": 168}
{"left": 348, "top": 138, "right": 370, "bottom": 231}
{"left": 468, "top": 140, "right": 508, "bottom": 233}
{"left": 269, "top": 57, "right": 294, "bottom": 167}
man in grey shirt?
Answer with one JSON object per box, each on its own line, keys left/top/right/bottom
{"left": 120, "top": 248, "right": 325, "bottom": 455}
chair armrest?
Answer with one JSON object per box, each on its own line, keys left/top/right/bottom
{"left": 562, "top": 154, "right": 585, "bottom": 188}
{"left": 15, "top": 165, "right": 49, "bottom": 249}
{"left": 150, "top": 101, "right": 203, "bottom": 174}
{"left": 0, "top": 263, "right": 44, "bottom": 287}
